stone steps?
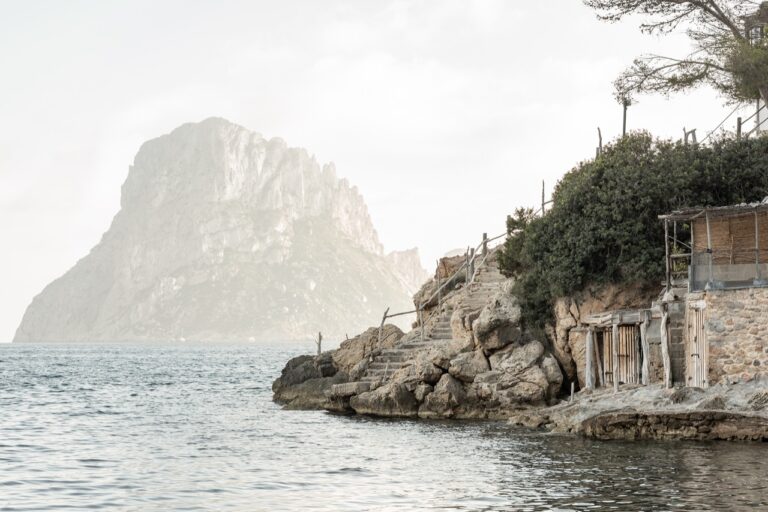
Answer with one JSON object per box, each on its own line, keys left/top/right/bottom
{"left": 349, "top": 250, "right": 506, "bottom": 392}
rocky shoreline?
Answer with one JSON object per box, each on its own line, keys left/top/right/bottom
{"left": 272, "top": 250, "right": 768, "bottom": 441}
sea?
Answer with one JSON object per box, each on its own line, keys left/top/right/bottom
{"left": 2, "top": 342, "right": 767, "bottom": 511}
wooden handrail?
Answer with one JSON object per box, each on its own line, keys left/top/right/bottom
{"left": 376, "top": 230, "right": 507, "bottom": 343}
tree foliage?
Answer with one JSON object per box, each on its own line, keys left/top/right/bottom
{"left": 583, "top": 0, "right": 768, "bottom": 103}
{"left": 500, "top": 133, "right": 768, "bottom": 327}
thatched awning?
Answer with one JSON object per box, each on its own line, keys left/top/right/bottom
{"left": 659, "top": 199, "right": 768, "bottom": 222}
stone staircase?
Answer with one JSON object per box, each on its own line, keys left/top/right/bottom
{"left": 360, "top": 305, "right": 456, "bottom": 385}
{"left": 355, "top": 252, "right": 506, "bottom": 388}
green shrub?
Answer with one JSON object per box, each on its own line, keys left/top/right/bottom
{"left": 500, "top": 132, "right": 768, "bottom": 328}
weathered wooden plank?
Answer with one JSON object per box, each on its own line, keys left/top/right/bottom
{"left": 660, "top": 308, "right": 671, "bottom": 389}
{"left": 612, "top": 323, "right": 619, "bottom": 393}
{"left": 640, "top": 311, "right": 650, "bottom": 386}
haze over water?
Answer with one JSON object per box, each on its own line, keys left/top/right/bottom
{"left": 2, "top": 343, "right": 767, "bottom": 511}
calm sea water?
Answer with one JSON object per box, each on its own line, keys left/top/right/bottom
{"left": 2, "top": 343, "right": 768, "bottom": 511}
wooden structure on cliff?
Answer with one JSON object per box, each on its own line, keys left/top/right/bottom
{"left": 659, "top": 201, "right": 768, "bottom": 293}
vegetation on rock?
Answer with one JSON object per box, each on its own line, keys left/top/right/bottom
{"left": 499, "top": 133, "right": 768, "bottom": 327}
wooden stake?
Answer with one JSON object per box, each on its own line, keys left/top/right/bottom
{"left": 378, "top": 307, "right": 390, "bottom": 344}
{"left": 585, "top": 327, "right": 595, "bottom": 390}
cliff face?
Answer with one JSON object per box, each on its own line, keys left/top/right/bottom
{"left": 14, "top": 118, "right": 424, "bottom": 342}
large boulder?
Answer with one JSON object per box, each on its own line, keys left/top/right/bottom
{"left": 272, "top": 355, "right": 347, "bottom": 409}
{"left": 421, "top": 336, "right": 473, "bottom": 370}
{"left": 390, "top": 359, "right": 445, "bottom": 386}
{"left": 448, "top": 350, "right": 490, "bottom": 383}
{"left": 332, "top": 325, "right": 404, "bottom": 375}
{"left": 350, "top": 382, "right": 420, "bottom": 418}
{"left": 489, "top": 341, "right": 544, "bottom": 374}
{"left": 273, "top": 355, "right": 318, "bottom": 388}
{"left": 419, "top": 374, "right": 467, "bottom": 418}
{"left": 450, "top": 305, "right": 480, "bottom": 343}
{"left": 472, "top": 340, "right": 563, "bottom": 407}
{"left": 473, "top": 283, "right": 522, "bottom": 351}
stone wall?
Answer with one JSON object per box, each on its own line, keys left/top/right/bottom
{"left": 704, "top": 288, "right": 768, "bottom": 384}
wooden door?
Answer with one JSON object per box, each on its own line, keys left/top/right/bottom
{"left": 687, "top": 301, "right": 708, "bottom": 388}
{"left": 616, "top": 325, "right": 640, "bottom": 385}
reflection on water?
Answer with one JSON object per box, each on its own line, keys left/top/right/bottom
{"left": 1, "top": 343, "right": 767, "bottom": 511}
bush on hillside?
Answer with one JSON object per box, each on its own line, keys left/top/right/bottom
{"left": 500, "top": 132, "right": 768, "bottom": 327}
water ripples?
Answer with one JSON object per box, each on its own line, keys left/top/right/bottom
{"left": 2, "top": 343, "right": 768, "bottom": 511}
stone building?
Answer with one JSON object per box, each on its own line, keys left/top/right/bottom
{"left": 574, "top": 201, "right": 768, "bottom": 391}
{"left": 660, "top": 201, "right": 768, "bottom": 387}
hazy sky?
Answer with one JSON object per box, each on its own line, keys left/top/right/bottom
{"left": 0, "top": 1, "right": 756, "bottom": 342}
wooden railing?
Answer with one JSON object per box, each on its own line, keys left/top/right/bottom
{"left": 377, "top": 231, "right": 507, "bottom": 343}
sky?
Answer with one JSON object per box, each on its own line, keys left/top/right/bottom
{"left": 0, "top": 0, "right": 758, "bottom": 342}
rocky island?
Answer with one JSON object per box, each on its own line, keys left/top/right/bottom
{"left": 14, "top": 118, "right": 427, "bottom": 343}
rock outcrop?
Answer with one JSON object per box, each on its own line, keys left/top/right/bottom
{"left": 14, "top": 118, "right": 425, "bottom": 343}
{"left": 272, "top": 354, "right": 347, "bottom": 409}
{"left": 276, "top": 251, "right": 565, "bottom": 419}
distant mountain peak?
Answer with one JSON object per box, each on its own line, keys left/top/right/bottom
{"left": 15, "top": 119, "right": 425, "bottom": 342}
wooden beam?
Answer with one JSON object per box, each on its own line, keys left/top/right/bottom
{"left": 664, "top": 219, "right": 671, "bottom": 291}
{"left": 640, "top": 311, "right": 650, "bottom": 386}
{"left": 594, "top": 333, "right": 604, "bottom": 388}
{"left": 586, "top": 327, "right": 595, "bottom": 390}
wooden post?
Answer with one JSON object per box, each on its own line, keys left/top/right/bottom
{"left": 622, "top": 100, "right": 628, "bottom": 136}
{"left": 418, "top": 305, "right": 425, "bottom": 342}
{"left": 660, "top": 306, "right": 671, "bottom": 389}
{"left": 482, "top": 233, "right": 488, "bottom": 257}
{"left": 436, "top": 260, "right": 442, "bottom": 305}
{"left": 705, "top": 211, "right": 714, "bottom": 286}
{"left": 541, "top": 180, "right": 545, "bottom": 215}
{"left": 594, "top": 330, "right": 604, "bottom": 388}
{"left": 755, "top": 211, "right": 762, "bottom": 282}
{"left": 465, "top": 248, "right": 471, "bottom": 282}
{"left": 597, "top": 127, "right": 603, "bottom": 155}
{"left": 640, "top": 311, "right": 650, "bottom": 386}
{"left": 737, "top": 117, "right": 743, "bottom": 140}
{"left": 378, "top": 307, "right": 390, "bottom": 344}
{"left": 664, "top": 219, "right": 671, "bottom": 291}
{"left": 468, "top": 248, "right": 475, "bottom": 283}
{"left": 586, "top": 327, "right": 595, "bottom": 390}
{"left": 612, "top": 322, "right": 620, "bottom": 393}
{"left": 316, "top": 332, "right": 322, "bottom": 356}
